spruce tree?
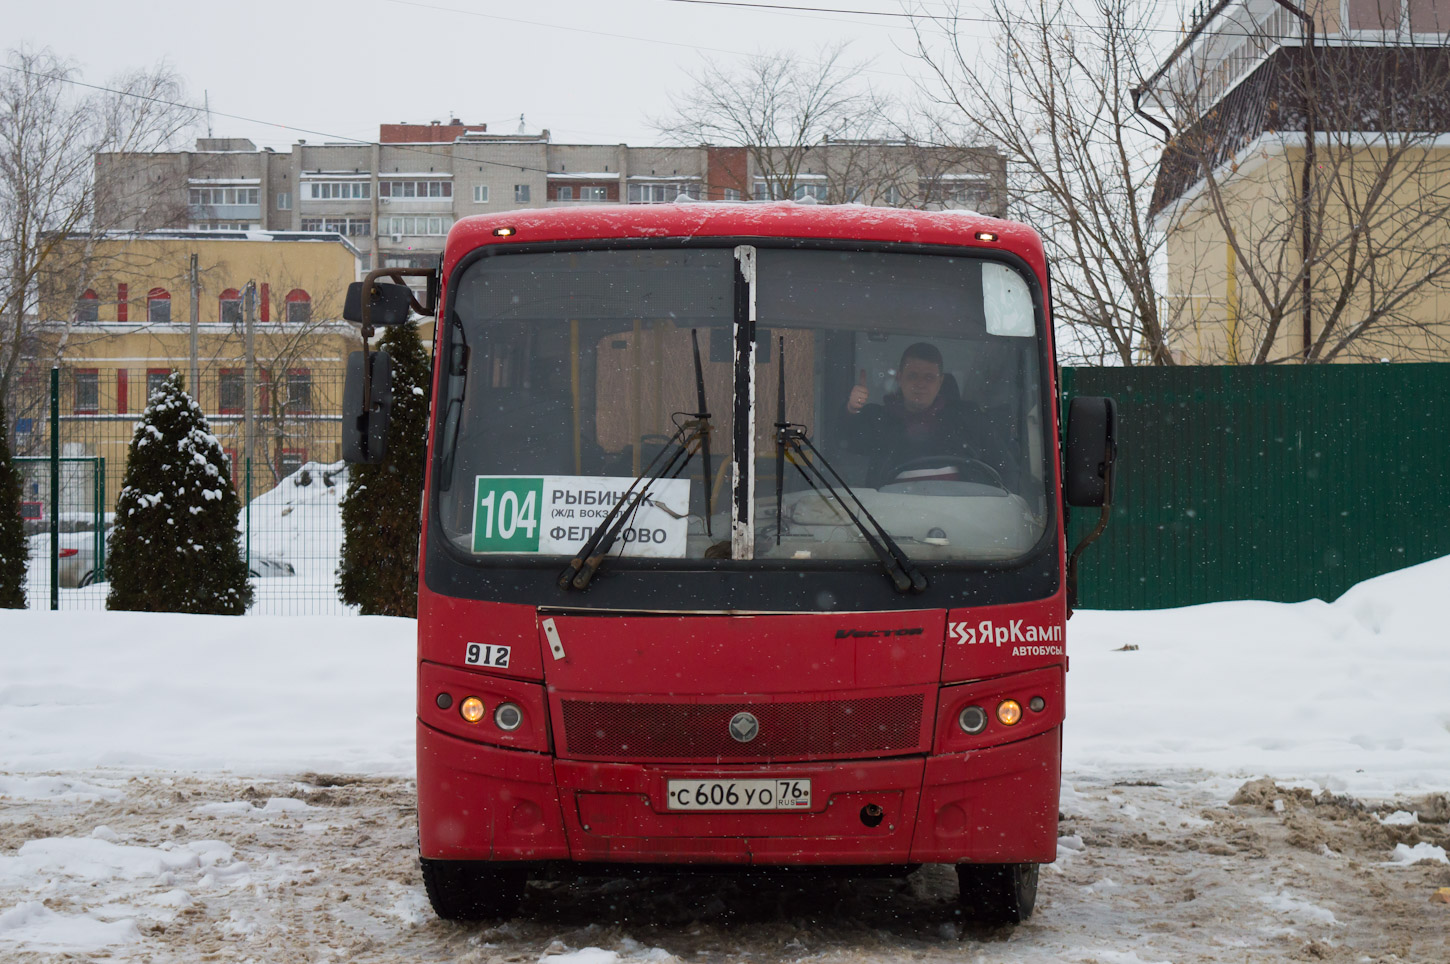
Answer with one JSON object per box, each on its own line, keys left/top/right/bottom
{"left": 338, "top": 322, "right": 430, "bottom": 616}
{"left": 0, "top": 402, "right": 27, "bottom": 609}
{"left": 107, "top": 373, "right": 253, "bottom": 614}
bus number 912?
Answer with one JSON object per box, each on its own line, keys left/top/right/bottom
{"left": 465, "top": 643, "right": 510, "bottom": 668}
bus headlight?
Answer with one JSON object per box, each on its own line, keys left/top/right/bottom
{"left": 460, "top": 697, "right": 485, "bottom": 723}
{"left": 957, "top": 705, "right": 989, "bottom": 734}
{"left": 997, "top": 699, "right": 1023, "bottom": 726}
{"left": 494, "top": 702, "right": 523, "bottom": 731}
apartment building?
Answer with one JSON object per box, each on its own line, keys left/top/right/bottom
{"left": 95, "top": 121, "right": 1007, "bottom": 271}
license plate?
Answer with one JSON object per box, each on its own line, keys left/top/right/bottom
{"left": 665, "top": 779, "right": 812, "bottom": 811}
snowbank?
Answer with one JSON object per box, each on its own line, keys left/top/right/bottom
{"left": 0, "top": 556, "right": 1446, "bottom": 790}
{"left": 0, "top": 610, "right": 413, "bottom": 775}
{"left": 1066, "top": 555, "right": 1450, "bottom": 794}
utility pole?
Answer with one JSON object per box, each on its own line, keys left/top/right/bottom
{"left": 188, "top": 253, "right": 199, "bottom": 395}
{"left": 243, "top": 281, "right": 256, "bottom": 484}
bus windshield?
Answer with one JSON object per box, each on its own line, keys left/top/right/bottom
{"left": 437, "top": 245, "right": 1050, "bottom": 566}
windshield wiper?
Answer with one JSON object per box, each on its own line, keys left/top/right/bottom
{"left": 773, "top": 337, "right": 927, "bottom": 594}
{"left": 692, "top": 327, "right": 713, "bottom": 536}
{"left": 558, "top": 328, "right": 713, "bottom": 590}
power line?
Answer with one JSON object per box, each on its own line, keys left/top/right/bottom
{"left": 657, "top": 0, "right": 1307, "bottom": 41}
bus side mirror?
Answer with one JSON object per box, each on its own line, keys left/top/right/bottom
{"left": 344, "top": 281, "right": 414, "bottom": 326}
{"left": 1064, "top": 396, "right": 1117, "bottom": 507}
{"left": 342, "top": 349, "right": 393, "bottom": 464}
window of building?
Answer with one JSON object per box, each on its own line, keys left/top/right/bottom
{"left": 277, "top": 192, "right": 291, "bottom": 210}
{"left": 882, "top": 185, "right": 901, "bottom": 206}
{"left": 580, "top": 186, "right": 607, "bottom": 201}
{"left": 630, "top": 182, "right": 700, "bottom": 203}
{"left": 305, "top": 181, "right": 370, "bottom": 200}
{"left": 722, "top": 188, "right": 742, "bottom": 202}
{"left": 380, "top": 216, "right": 451, "bottom": 237}
{"left": 146, "top": 369, "right": 172, "bottom": 402}
{"left": 285, "top": 369, "right": 312, "bottom": 414}
{"left": 147, "top": 288, "right": 171, "bottom": 324}
{"left": 384, "top": 255, "right": 440, "bottom": 269}
{"left": 793, "top": 183, "right": 828, "bottom": 202}
{"left": 300, "top": 216, "right": 370, "bottom": 236}
{"left": 285, "top": 289, "right": 311, "bottom": 325}
{"left": 218, "top": 369, "right": 244, "bottom": 414}
{"left": 223, "top": 447, "right": 238, "bottom": 486}
{"left": 753, "top": 180, "right": 780, "bottom": 201}
{"left": 189, "top": 186, "right": 260, "bottom": 206}
{"left": 556, "top": 185, "right": 574, "bottom": 201}
{"left": 74, "top": 370, "right": 99, "bottom": 414}
{"left": 378, "top": 179, "right": 452, "bottom": 199}
{"left": 219, "top": 288, "right": 243, "bottom": 325}
{"left": 76, "top": 289, "right": 99, "bottom": 323}
{"left": 473, "top": 185, "right": 490, "bottom": 203}
{"left": 117, "top": 283, "right": 128, "bottom": 323}
{"left": 514, "top": 184, "right": 531, "bottom": 203}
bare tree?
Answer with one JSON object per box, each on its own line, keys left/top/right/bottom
{"left": 244, "top": 275, "right": 351, "bottom": 487}
{"left": 0, "top": 46, "right": 196, "bottom": 403}
{"left": 911, "top": 0, "right": 1179, "bottom": 366}
{"left": 1152, "top": 17, "right": 1450, "bottom": 363}
{"left": 653, "top": 44, "right": 900, "bottom": 201}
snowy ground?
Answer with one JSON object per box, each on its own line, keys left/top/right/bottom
{"left": 2, "top": 558, "right": 1449, "bottom": 961}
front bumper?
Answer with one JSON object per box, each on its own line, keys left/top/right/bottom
{"left": 417, "top": 721, "right": 1060, "bottom": 865}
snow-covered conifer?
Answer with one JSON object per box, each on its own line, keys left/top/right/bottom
{"left": 338, "top": 322, "right": 429, "bottom": 616}
{"left": 0, "top": 402, "right": 27, "bottom": 608}
{"left": 107, "top": 373, "right": 252, "bottom": 614}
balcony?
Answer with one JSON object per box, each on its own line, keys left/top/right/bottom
{"left": 188, "top": 203, "right": 262, "bottom": 221}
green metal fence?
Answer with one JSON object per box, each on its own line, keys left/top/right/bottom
{"left": 1062, "top": 363, "right": 1450, "bottom": 610}
{"left": 8, "top": 365, "right": 350, "bottom": 614}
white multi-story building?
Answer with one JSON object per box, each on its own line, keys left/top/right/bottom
{"left": 96, "top": 120, "right": 1007, "bottom": 270}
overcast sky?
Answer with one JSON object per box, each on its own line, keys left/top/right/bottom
{"left": 10, "top": 0, "right": 986, "bottom": 150}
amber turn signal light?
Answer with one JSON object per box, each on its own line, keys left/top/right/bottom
{"left": 997, "top": 699, "right": 1023, "bottom": 726}
{"left": 460, "top": 697, "right": 485, "bottom": 723}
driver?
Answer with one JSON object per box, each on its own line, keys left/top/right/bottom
{"left": 839, "top": 342, "right": 1014, "bottom": 489}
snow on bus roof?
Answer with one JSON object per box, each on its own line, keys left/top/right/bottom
{"left": 442, "top": 201, "right": 1036, "bottom": 276}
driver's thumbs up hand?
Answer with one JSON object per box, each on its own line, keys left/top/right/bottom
{"left": 847, "top": 368, "right": 869, "bottom": 414}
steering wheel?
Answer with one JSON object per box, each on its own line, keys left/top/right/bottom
{"left": 884, "top": 455, "right": 1007, "bottom": 491}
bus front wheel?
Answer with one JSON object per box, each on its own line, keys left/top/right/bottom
{"left": 420, "top": 858, "right": 526, "bottom": 921}
{"left": 955, "top": 862, "right": 1038, "bottom": 925}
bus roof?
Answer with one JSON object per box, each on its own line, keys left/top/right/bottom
{"left": 441, "top": 202, "right": 1046, "bottom": 279}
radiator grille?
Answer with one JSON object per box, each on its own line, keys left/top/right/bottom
{"left": 559, "top": 693, "right": 925, "bottom": 759}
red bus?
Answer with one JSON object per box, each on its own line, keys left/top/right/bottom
{"left": 342, "top": 202, "right": 1116, "bottom": 925}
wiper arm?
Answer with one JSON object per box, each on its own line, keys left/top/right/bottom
{"left": 774, "top": 339, "right": 926, "bottom": 594}
{"left": 692, "top": 328, "right": 713, "bottom": 536}
{"left": 559, "top": 412, "right": 710, "bottom": 591}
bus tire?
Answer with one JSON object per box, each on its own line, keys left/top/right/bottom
{"left": 420, "top": 858, "right": 526, "bottom": 921}
{"left": 955, "top": 862, "right": 1038, "bottom": 925}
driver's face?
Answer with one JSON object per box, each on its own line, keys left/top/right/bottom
{"left": 898, "top": 357, "right": 943, "bottom": 413}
